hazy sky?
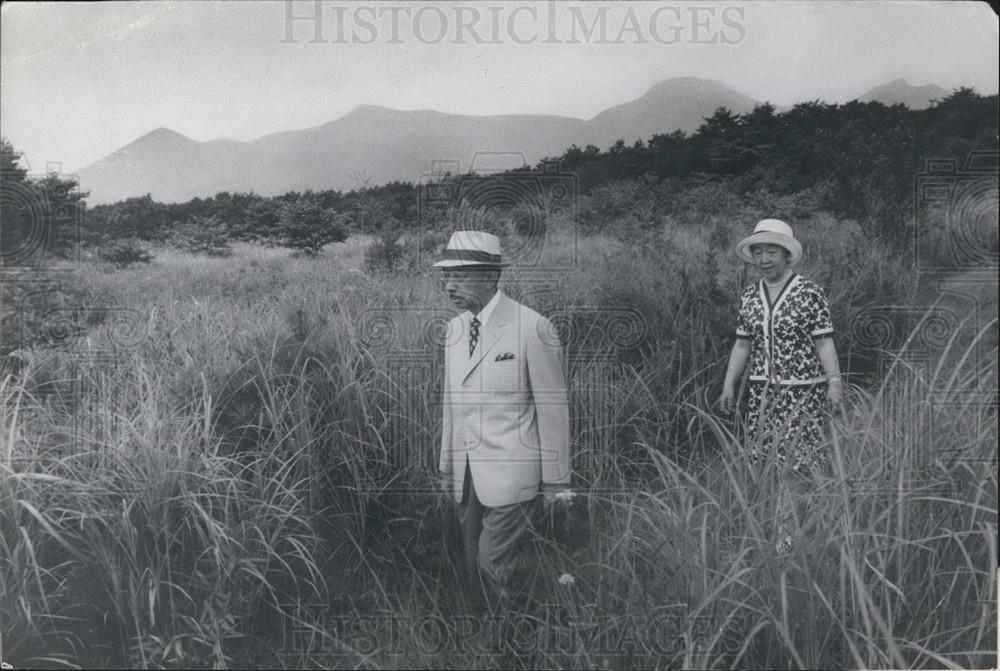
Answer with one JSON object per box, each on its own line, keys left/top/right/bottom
{"left": 2, "top": 0, "right": 997, "bottom": 173}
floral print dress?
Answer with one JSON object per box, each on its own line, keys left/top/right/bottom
{"left": 735, "top": 273, "right": 835, "bottom": 471}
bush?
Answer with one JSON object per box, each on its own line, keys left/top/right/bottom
{"left": 172, "top": 214, "right": 232, "bottom": 257}
{"left": 96, "top": 238, "right": 155, "bottom": 268}
{"left": 279, "top": 198, "right": 348, "bottom": 256}
{"left": 446, "top": 202, "right": 507, "bottom": 237}
{"left": 510, "top": 202, "right": 547, "bottom": 238}
{"left": 580, "top": 175, "right": 662, "bottom": 235}
{"left": 362, "top": 233, "right": 405, "bottom": 274}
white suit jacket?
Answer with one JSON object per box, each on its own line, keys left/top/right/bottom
{"left": 439, "top": 293, "right": 571, "bottom": 507}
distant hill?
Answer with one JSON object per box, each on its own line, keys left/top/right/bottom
{"left": 77, "top": 77, "right": 947, "bottom": 204}
{"left": 235, "top": 105, "right": 584, "bottom": 196}
{"left": 79, "top": 109, "right": 585, "bottom": 204}
{"left": 573, "top": 77, "right": 759, "bottom": 150}
{"left": 76, "top": 128, "right": 257, "bottom": 205}
{"left": 856, "top": 78, "right": 949, "bottom": 109}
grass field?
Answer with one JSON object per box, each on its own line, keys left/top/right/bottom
{"left": 2, "top": 224, "right": 996, "bottom": 669}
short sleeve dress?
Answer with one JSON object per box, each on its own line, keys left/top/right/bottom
{"left": 735, "top": 273, "right": 835, "bottom": 471}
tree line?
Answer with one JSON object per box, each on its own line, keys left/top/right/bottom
{"left": 554, "top": 87, "right": 997, "bottom": 244}
{"left": 1, "top": 87, "right": 995, "bottom": 266}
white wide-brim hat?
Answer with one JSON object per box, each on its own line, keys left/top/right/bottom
{"left": 735, "top": 219, "right": 803, "bottom": 265}
{"left": 432, "top": 230, "right": 510, "bottom": 268}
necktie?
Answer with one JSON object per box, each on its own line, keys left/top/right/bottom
{"left": 469, "top": 317, "right": 480, "bottom": 357}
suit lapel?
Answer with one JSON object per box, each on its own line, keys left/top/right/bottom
{"left": 462, "top": 294, "right": 513, "bottom": 383}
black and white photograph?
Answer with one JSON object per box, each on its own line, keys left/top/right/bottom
{"left": 1, "top": 1, "right": 997, "bottom": 668}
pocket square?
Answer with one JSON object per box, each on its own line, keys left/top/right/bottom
{"left": 495, "top": 352, "right": 515, "bottom": 361}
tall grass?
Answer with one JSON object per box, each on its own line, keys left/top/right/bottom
{"left": 2, "top": 225, "right": 995, "bottom": 668}
{"left": 304, "top": 318, "right": 994, "bottom": 670}
{"left": 1, "top": 353, "right": 328, "bottom": 667}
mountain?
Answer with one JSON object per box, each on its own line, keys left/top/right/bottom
{"left": 573, "top": 77, "right": 759, "bottom": 150}
{"left": 855, "top": 79, "right": 949, "bottom": 109}
{"left": 78, "top": 110, "right": 586, "bottom": 204}
{"left": 77, "top": 128, "right": 257, "bottom": 204}
{"left": 84, "top": 77, "right": 945, "bottom": 205}
{"left": 235, "top": 105, "right": 585, "bottom": 196}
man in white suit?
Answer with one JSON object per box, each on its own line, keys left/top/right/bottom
{"left": 434, "top": 230, "right": 572, "bottom": 609}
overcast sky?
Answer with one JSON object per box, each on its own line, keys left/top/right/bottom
{"left": 2, "top": 0, "right": 997, "bottom": 173}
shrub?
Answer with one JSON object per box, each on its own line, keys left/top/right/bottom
{"left": 279, "top": 198, "right": 348, "bottom": 256}
{"left": 510, "top": 202, "right": 547, "bottom": 238}
{"left": 446, "top": 202, "right": 507, "bottom": 237}
{"left": 362, "top": 233, "right": 405, "bottom": 274}
{"left": 580, "top": 175, "right": 662, "bottom": 235}
{"left": 171, "top": 214, "right": 232, "bottom": 257}
{"left": 96, "top": 238, "right": 154, "bottom": 268}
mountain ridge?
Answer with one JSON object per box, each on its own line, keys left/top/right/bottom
{"left": 857, "top": 78, "right": 949, "bottom": 109}
{"left": 77, "top": 77, "right": 954, "bottom": 204}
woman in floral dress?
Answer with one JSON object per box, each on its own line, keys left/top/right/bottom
{"left": 719, "top": 219, "right": 843, "bottom": 473}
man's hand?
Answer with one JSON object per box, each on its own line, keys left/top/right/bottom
{"left": 542, "top": 482, "right": 575, "bottom": 506}
{"left": 438, "top": 472, "right": 453, "bottom": 495}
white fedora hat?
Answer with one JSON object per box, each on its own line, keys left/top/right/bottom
{"left": 432, "top": 230, "right": 510, "bottom": 268}
{"left": 735, "top": 219, "right": 803, "bottom": 265}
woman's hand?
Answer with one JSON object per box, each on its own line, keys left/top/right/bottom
{"left": 815, "top": 338, "right": 842, "bottom": 411}
{"left": 720, "top": 341, "right": 750, "bottom": 416}
{"left": 719, "top": 386, "right": 737, "bottom": 415}
{"left": 827, "top": 378, "right": 843, "bottom": 410}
